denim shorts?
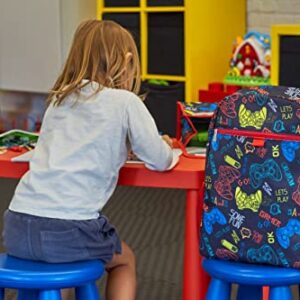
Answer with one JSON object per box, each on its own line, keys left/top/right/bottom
{"left": 2, "top": 210, "right": 122, "bottom": 264}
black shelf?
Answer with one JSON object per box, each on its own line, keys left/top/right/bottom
{"left": 147, "top": 0, "right": 184, "bottom": 6}
{"left": 142, "top": 81, "right": 185, "bottom": 136}
{"left": 147, "top": 13, "right": 184, "bottom": 76}
{"left": 279, "top": 35, "right": 300, "bottom": 87}
{"left": 102, "top": 13, "right": 140, "bottom": 52}
{"left": 104, "top": 0, "right": 140, "bottom": 7}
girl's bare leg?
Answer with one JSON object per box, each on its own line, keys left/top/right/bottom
{"left": 61, "top": 288, "right": 72, "bottom": 300}
{"left": 105, "top": 241, "right": 136, "bottom": 300}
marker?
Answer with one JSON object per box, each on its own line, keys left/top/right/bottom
{"left": 221, "top": 239, "right": 238, "bottom": 253}
{"left": 224, "top": 155, "right": 241, "bottom": 169}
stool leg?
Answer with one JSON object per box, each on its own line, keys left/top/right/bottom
{"left": 38, "top": 289, "right": 62, "bottom": 300}
{"left": 75, "top": 283, "right": 100, "bottom": 300}
{"left": 263, "top": 286, "right": 269, "bottom": 300}
{"left": 237, "top": 285, "right": 262, "bottom": 300}
{"left": 206, "top": 278, "right": 230, "bottom": 300}
{"left": 18, "top": 289, "right": 39, "bottom": 300}
{"left": 269, "top": 286, "right": 292, "bottom": 300}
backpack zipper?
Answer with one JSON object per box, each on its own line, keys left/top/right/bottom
{"left": 214, "top": 128, "right": 300, "bottom": 147}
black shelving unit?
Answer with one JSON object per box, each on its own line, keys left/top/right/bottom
{"left": 147, "top": 13, "right": 184, "bottom": 75}
{"left": 104, "top": 0, "right": 140, "bottom": 7}
{"left": 279, "top": 35, "right": 300, "bottom": 87}
{"left": 102, "top": 13, "right": 141, "bottom": 52}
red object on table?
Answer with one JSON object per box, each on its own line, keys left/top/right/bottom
{"left": 0, "top": 150, "right": 210, "bottom": 300}
{"left": 176, "top": 101, "right": 214, "bottom": 146}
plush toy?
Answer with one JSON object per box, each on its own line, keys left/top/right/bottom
{"left": 224, "top": 31, "right": 271, "bottom": 86}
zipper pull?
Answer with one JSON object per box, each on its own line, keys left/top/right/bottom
{"left": 252, "top": 137, "right": 265, "bottom": 147}
{"left": 212, "top": 129, "right": 218, "bottom": 143}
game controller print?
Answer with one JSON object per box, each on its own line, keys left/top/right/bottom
{"left": 281, "top": 141, "right": 300, "bottom": 162}
{"left": 292, "top": 177, "right": 300, "bottom": 206}
{"left": 238, "top": 104, "right": 267, "bottom": 130}
{"left": 247, "top": 245, "right": 279, "bottom": 265}
{"left": 219, "top": 93, "right": 240, "bottom": 118}
{"left": 235, "top": 187, "right": 262, "bottom": 212}
{"left": 203, "top": 207, "right": 227, "bottom": 235}
{"left": 276, "top": 219, "right": 300, "bottom": 249}
{"left": 249, "top": 159, "right": 283, "bottom": 189}
{"left": 214, "top": 165, "right": 241, "bottom": 200}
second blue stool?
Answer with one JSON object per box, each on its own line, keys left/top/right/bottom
{"left": 202, "top": 258, "right": 300, "bottom": 300}
{"left": 0, "top": 253, "right": 105, "bottom": 300}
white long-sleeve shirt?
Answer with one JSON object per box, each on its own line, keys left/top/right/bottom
{"left": 9, "top": 82, "right": 173, "bottom": 220}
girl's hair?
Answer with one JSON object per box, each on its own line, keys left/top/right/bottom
{"left": 48, "top": 20, "right": 141, "bottom": 106}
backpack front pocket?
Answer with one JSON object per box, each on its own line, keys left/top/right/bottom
{"left": 202, "top": 128, "right": 300, "bottom": 267}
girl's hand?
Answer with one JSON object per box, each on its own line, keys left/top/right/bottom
{"left": 128, "top": 150, "right": 138, "bottom": 160}
{"left": 161, "top": 134, "right": 173, "bottom": 148}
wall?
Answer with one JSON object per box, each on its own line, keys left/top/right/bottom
{"left": 60, "top": 0, "right": 97, "bottom": 60}
{"left": 0, "top": 0, "right": 96, "bottom": 132}
{"left": 0, "top": 91, "right": 46, "bottom": 132}
{"left": 0, "top": 0, "right": 96, "bottom": 93}
{"left": 247, "top": 0, "right": 300, "bottom": 34}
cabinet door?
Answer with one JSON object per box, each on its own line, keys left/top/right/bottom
{"left": 0, "top": 0, "right": 62, "bottom": 92}
{"left": 147, "top": 13, "right": 184, "bottom": 75}
{"left": 279, "top": 35, "right": 300, "bottom": 87}
{"left": 104, "top": 0, "right": 139, "bottom": 7}
{"left": 147, "top": 0, "right": 184, "bottom": 6}
{"left": 102, "top": 13, "right": 140, "bottom": 52}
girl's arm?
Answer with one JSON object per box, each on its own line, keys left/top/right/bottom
{"left": 126, "top": 95, "right": 174, "bottom": 171}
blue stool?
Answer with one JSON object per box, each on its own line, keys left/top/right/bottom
{"left": 203, "top": 258, "right": 300, "bottom": 300}
{"left": 0, "top": 253, "right": 105, "bottom": 300}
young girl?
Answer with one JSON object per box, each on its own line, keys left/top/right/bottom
{"left": 2, "top": 20, "right": 176, "bottom": 300}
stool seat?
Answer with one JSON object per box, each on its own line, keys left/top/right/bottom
{"left": 203, "top": 258, "right": 300, "bottom": 300}
{"left": 0, "top": 253, "right": 105, "bottom": 300}
{"left": 203, "top": 258, "right": 300, "bottom": 286}
{"left": 0, "top": 254, "right": 105, "bottom": 289}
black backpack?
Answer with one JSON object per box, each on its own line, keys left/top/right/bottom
{"left": 200, "top": 86, "right": 300, "bottom": 268}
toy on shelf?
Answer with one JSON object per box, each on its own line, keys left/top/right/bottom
{"left": 224, "top": 31, "right": 271, "bottom": 86}
{"left": 176, "top": 101, "right": 217, "bottom": 150}
{"left": 198, "top": 82, "right": 242, "bottom": 103}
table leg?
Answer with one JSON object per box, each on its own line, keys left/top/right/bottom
{"left": 183, "top": 189, "right": 210, "bottom": 300}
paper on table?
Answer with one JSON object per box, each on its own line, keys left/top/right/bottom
{"left": 185, "top": 147, "right": 207, "bottom": 156}
{"left": 11, "top": 150, "right": 34, "bottom": 162}
{"left": 144, "top": 149, "right": 182, "bottom": 171}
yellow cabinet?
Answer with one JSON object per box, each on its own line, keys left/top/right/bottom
{"left": 97, "top": 0, "right": 246, "bottom": 102}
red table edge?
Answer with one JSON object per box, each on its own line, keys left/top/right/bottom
{"left": 0, "top": 153, "right": 206, "bottom": 190}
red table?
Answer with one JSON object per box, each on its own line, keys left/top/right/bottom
{"left": 0, "top": 149, "right": 210, "bottom": 300}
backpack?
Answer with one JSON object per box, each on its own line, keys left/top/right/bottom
{"left": 200, "top": 86, "right": 300, "bottom": 268}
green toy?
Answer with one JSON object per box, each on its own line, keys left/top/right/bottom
{"left": 147, "top": 79, "right": 169, "bottom": 86}
{"left": 188, "top": 131, "right": 208, "bottom": 147}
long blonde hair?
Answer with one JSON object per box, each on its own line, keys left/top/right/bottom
{"left": 48, "top": 20, "right": 141, "bottom": 106}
